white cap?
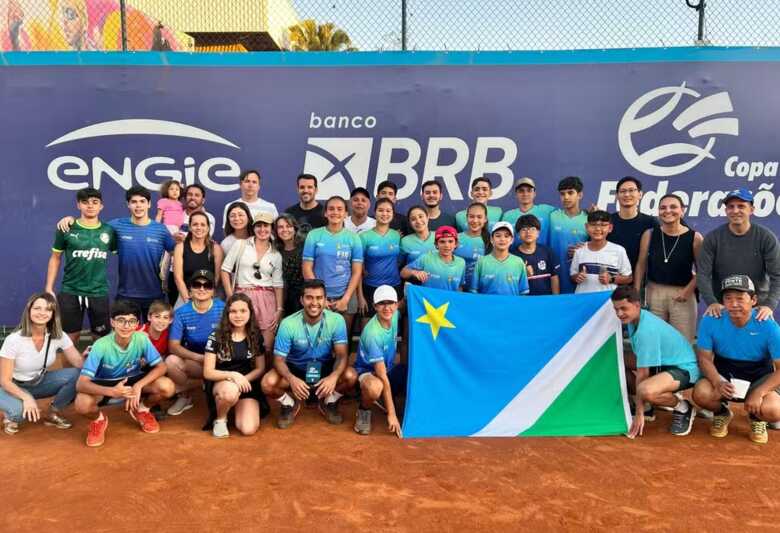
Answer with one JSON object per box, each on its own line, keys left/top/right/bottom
{"left": 373, "top": 285, "right": 398, "bottom": 304}
{"left": 491, "top": 221, "right": 515, "bottom": 238}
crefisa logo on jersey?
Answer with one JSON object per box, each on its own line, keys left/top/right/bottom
{"left": 46, "top": 119, "right": 242, "bottom": 192}
{"left": 302, "top": 112, "right": 519, "bottom": 201}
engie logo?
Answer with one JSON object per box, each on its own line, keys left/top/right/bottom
{"left": 303, "top": 112, "right": 518, "bottom": 201}
{"left": 618, "top": 83, "right": 739, "bottom": 177}
{"left": 46, "top": 119, "right": 242, "bottom": 192}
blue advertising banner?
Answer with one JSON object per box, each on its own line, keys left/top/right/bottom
{"left": 0, "top": 48, "right": 779, "bottom": 323}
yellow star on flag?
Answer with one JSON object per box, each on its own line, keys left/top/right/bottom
{"left": 416, "top": 298, "right": 456, "bottom": 340}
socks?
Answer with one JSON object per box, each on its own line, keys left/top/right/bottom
{"left": 326, "top": 391, "right": 343, "bottom": 405}
{"left": 715, "top": 402, "right": 729, "bottom": 416}
{"left": 277, "top": 393, "right": 294, "bottom": 407}
{"left": 673, "top": 399, "right": 689, "bottom": 414}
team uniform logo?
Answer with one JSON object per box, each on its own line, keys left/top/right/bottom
{"left": 302, "top": 138, "right": 373, "bottom": 200}
{"left": 100, "top": 233, "right": 110, "bottom": 244}
{"left": 618, "top": 83, "right": 739, "bottom": 177}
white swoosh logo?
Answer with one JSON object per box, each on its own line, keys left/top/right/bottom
{"left": 46, "top": 119, "right": 240, "bottom": 149}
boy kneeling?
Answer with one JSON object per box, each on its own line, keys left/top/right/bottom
{"left": 75, "top": 300, "right": 174, "bottom": 447}
{"left": 353, "top": 285, "right": 405, "bottom": 437}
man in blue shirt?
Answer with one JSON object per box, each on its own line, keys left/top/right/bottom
{"left": 57, "top": 186, "right": 176, "bottom": 320}
{"left": 262, "top": 279, "right": 357, "bottom": 429}
{"left": 74, "top": 300, "right": 174, "bottom": 447}
{"left": 352, "top": 285, "right": 404, "bottom": 438}
{"left": 167, "top": 270, "right": 225, "bottom": 416}
{"left": 611, "top": 286, "right": 700, "bottom": 438}
{"left": 549, "top": 176, "right": 589, "bottom": 294}
{"left": 692, "top": 275, "right": 780, "bottom": 444}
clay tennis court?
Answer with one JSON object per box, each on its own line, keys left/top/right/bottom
{"left": 2, "top": 399, "right": 777, "bottom": 532}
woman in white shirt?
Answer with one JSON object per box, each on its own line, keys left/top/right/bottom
{"left": 0, "top": 293, "right": 85, "bottom": 435}
{"left": 221, "top": 212, "right": 284, "bottom": 359}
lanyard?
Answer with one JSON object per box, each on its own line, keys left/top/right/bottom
{"left": 302, "top": 316, "right": 325, "bottom": 361}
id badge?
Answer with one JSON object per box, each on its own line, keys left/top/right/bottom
{"left": 305, "top": 361, "right": 322, "bottom": 385}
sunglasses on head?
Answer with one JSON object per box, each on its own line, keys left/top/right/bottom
{"left": 191, "top": 280, "right": 214, "bottom": 290}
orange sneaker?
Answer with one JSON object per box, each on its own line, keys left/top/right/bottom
{"left": 86, "top": 415, "right": 108, "bottom": 447}
{"left": 130, "top": 409, "right": 160, "bottom": 434}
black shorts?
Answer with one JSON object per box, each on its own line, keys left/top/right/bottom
{"left": 58, "top": 293, "right": 110, "bottom": 336}
{"left": 357, "top": 363, "right": 408, "bottom": 397}
{"left": 94, "top": 371, "right": 150, "bottom": 406}
{"left": 290, "top": 360, "right": 335, "bottom": 402}
{"left": 650, "top": 365, "right": 693, "bottom": 391}
{"left": 713, "top": 356, "right": 780, "bottom": 400}
{"left": 204, "top": 379, "right": 263, "bottom": 402}
{"left": 361, "top": 283, "right": 404, "bottom": 317}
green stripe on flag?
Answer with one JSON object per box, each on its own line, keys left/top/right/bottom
{"left": 521, "top": 333, "right": 628, "bottom": 437}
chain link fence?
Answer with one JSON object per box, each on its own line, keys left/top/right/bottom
{"left": 0, "top": 1, "right": 778, "bottom": 52}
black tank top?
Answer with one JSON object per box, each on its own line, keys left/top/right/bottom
{"left": 183, "top": 240, "right": 214, "bottom": 282}
{"left": 647, "top": 227, "right": 695, "bottom": 287}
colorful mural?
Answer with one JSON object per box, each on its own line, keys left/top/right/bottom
{"left": 0, "top": 0, "right": 192, "bottom": 51}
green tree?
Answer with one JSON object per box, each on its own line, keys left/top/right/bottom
{"left": 287, "top": 19, "right": 357, "bottom": 51}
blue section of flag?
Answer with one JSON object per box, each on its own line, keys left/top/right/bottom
{"left": 402, "top": 285, "right": 612, "bottom": 438}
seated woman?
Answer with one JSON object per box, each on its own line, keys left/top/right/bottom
{"left": 0, "top": 293, "right": 85, "bottom": 435}
{"left": 203, "top": 293, "right": 266, "bottom": 438}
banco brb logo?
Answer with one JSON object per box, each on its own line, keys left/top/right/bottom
{"left": 618, "top": 83, "right": 739, "bottom": 177}
{"left": 303, "top": 138, "right": 373, "bottom": 199}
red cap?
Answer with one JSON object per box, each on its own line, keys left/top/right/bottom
{"left": 435, "top": 225, "right": 458, "bottom": 242}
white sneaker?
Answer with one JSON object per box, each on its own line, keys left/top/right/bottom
{"left": 212, "top": 419, "right": 229, "bottom": 438}
{"left": 167, "top": 395, "right": 194, "bottom": 416}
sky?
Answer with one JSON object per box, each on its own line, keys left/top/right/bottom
{"left": 287, "top": 0, "right": 780, "bottom": 51}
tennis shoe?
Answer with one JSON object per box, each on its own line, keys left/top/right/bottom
{"left": 750, "top": 420, "right": 769, "bottom": 444}
{"left": 710, "top": 408, "right": 733, "bottom": 438}
{"left": 86, "top": 415, "right": 108, "bottom": 447}
{"left": 130, "top": 409, "right": 160, "bottom": 434}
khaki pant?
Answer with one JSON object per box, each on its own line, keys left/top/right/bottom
{"left": 645, "top": 282, "right": 697, "bottom": 342}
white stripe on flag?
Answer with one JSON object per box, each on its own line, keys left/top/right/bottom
{"left": 472, "top": 299, "right": 623, "bottom": 437}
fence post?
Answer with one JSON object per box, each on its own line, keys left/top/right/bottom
{"left": 119, "top": 0, "right": 128, "bottom": 51}
{"left": 401, "top": 0, "right": 408, "bottom": 50}
{"left": 685, "top": 0, "right": 707, "bottom": 44}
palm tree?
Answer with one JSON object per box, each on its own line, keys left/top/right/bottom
{"left": 287, "top": 19, "right": 357, "bottom": 51}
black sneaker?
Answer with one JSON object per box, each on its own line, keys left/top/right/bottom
{"left": 276, "top": 401, "right": 300, "bottom": 429}
{"left": 644, "top": 406, "right": 656, "bottom": 422}
{"left": 670, "top": 402, "right": 696, "bottom": 436}
{"left": 319, "top": 400, "right": 343, "bottom": 425}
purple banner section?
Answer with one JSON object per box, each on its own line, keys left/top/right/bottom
{"left": 0, "top": 51, "right": 778, "bottom": 323}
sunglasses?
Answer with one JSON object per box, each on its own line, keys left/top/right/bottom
{"left": 253, "top": 262, "right": 263, "bottom": 280}
{"left": 191, "top": 281, "right": 214, "bottom": 290}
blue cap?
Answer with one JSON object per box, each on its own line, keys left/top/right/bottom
{"left": 724, "top": 188, "right": 754, "bottom": 204}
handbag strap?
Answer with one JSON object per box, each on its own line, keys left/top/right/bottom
{"left": 232, "top": 238, "right": 248, "bottom": 292}
{"left": 37, "top": 334, "right": 53, "bottom": 379}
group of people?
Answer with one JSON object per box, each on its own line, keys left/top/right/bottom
{"left": 1, "top": 168, "right": 779, "bottom": 445}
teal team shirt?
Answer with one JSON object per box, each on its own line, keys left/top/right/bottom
{"left": 471, "top": 254, "right": 530, "bottom": 296}
{"left": 355, "top": 310, "right": 400, "bottom": 375}
{"left": 302, "top": 227, "right": 364, "bottom": 298}
{"left": 548, "top": 209, "right": 588, "bottom": 294}
{"left": 455, "top": 232, "right": 486, "bottom": 290}
{"left": 501, "top": 203, "right": 556, "bottom": 246}
{"left": 697, "top": 310, "right": 780, "bottom": 363}
{"left": 407, "top": 251, "right": 466, "bottom": 291}
{"left": 628, "top": 310, "right": 701, "bottom": 382}
{"left": 81, "top": 331, "right": 162, "bottom": 381}
{"left": 455, "top": 205, "right": 503, "bottom": 232}
{"left": 274, "top": 309, "right": 348, "bottom": 369}
{"left": 360, "top": 228, "right": 402, "bottom": 287}
{"left": 400, "top": 233, "right": 435, "bottom": 266}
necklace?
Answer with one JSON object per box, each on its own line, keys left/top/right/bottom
{"left": 661, "top": 230, "right": 681, "bottom": 263}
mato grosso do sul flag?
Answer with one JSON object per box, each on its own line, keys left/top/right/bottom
{"left": 402, "top": 286, "right": 632, "bottom": 438}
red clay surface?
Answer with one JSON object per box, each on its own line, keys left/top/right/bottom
{"left": 1, "top": 400, "right": 778, "bottom": 532}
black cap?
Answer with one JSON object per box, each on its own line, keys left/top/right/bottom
{"left": 720, "top": 274, "right": 755, "bottom": 296}
{"left": 189, "top": 269, "right": 214, "bottom": 284}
